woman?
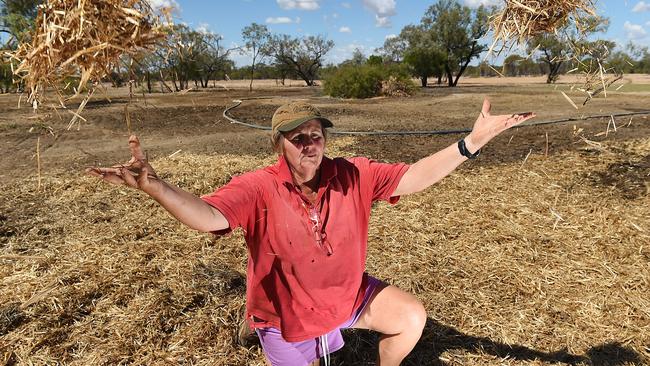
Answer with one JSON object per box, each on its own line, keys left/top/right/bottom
{"left": 87, "top": 99, "right": 534, "bottom": 366}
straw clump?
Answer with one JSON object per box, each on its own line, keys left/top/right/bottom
{"left": 489, "top": 0, "right": 597, "bottom": 52}
{"left": 7, "top": 0, "right": 167, "bottom": 110}
{"left": 488, "top": 1, "right": 625, "bottom": 108}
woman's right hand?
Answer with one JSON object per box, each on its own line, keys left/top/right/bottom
{"left": 86, "top": 135, "right": 162, "bottom": 196}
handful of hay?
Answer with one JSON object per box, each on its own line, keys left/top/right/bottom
{"left": 487, "top": 1, "right": 624, "bottom": 108}
{"left": 6, "top": 0, "right": 169, "bottom": 126}
{"left": 489, "top": 0, "right": 597, "bottom": 53}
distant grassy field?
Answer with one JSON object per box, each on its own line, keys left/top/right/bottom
{"left": 614, "top": 83, "right": 650, "bottom": 92}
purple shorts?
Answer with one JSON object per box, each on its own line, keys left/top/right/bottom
{"left": 255, "top": 275, "right": 386, "bottom": 366}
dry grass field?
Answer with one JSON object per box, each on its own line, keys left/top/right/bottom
{"left": 1, "top": 76, "right": 649, "bottom": 365}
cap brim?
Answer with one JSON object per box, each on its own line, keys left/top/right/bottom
{"left": 276, "top": 116, "right": 334, "bottom": 132}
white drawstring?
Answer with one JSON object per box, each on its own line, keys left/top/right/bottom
{"left": 319, "top": 334, "right": 330, "bottom": 366}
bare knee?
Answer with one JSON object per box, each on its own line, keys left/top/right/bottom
{"left": 401, "top": 299, "right": 426, "bottom": 335}
{"left": 390, "top": 297, "right": 427, "bottom": 334}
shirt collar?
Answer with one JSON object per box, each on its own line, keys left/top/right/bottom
{"left": 276, "top": 155, "right": 337, "bottom": 188}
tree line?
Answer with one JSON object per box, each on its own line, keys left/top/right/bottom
{"left": 2, "top": 0, "right": 650, "bottom": 94}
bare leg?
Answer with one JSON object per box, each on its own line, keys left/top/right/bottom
{"left": 352, "top": 285, "right": 426, "bottom": 366}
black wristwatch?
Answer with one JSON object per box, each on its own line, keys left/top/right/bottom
{"left": 458, "top": 139, "right": 480, "bottom": 159}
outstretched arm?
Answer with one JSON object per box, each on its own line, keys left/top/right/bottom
{"left": 86, "top": 135, "right": 229, "bottom": 233}
{"left": 392, "top": 98, "right": 535, "bottom": 196}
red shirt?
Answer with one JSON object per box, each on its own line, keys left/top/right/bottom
{"left": 201, "top": 155, "right": 409, "bottom": 342}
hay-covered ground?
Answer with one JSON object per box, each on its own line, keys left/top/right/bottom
{"left": 1, "top": 79, "right": 649, "bottom": 365}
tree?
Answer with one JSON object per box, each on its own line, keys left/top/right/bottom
{"left": 367, "top": 55, "right": 383, "bottom": 66}
{"left": 338, "top": 48, "right": 366, "bottom": 67}
{"left": 0, "top": 59, "right": 12, "bottom": 92}
{"left": 0, "top": 0, "right": 40, "bottom": 46}
{"left": 146, "top": 25, "right": 236, "bottom": 92}
{"left": 501, "top": 54, "right": 541, "bottom": 76}
{"left": 404, "top": 47, "right": 445, "bottom": 86}
{"left": 268, "top": 34, "right": 334, "bottom": 86}
{"left": 527, "top": 16, "right": 609, "bottom": 83}
{"left": 350, "top": 48, "right": 366, "bottom": 65}
{"left": 421, "top": 0, "right": 491, "bottom": 87}
{"left": 627, "top": 44, "right": 650, "bottom": 73}
{"left": 377, "top": 35, "right": 408, "bottom": 63}
{"left": 606, "top": 49, "right": 635, "bottom": 74}
{"left": 241, "top": 23, "right": 270, "bottom": 92}
{"left": 395, "top": 25, "right": 445, "bottom": 86}
{"left": 194, "top": 31, "right": 237, "bottom": 88}
{"left": 527, "top": 33, "right": 569, "bottom": 83}
{"left": 1, "top": 0, "right": 40, "bottom": 92}
{"left": 502, "top": 54, "right": 524, "bottom": 76}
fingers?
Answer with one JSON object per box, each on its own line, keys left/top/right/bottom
{"left": 120, "top": 167, "right": 139, "bottom": 188}
{"left": 503, "top": 113, "right": 536, "bottom": 130}
{"left": 85, "top": 167, "right": 103, "bottom": 177}
{"left": 128, "top": 135, "right": 146, "bottom": 161}
{"left": 138, "top": 165, "right": 150, "bottom": 187}
{"left": 515, "top": 112, "right": 535, "bottom": 118}
{"left": 481, "top": 98, "right": 491, "bottom": 118}
{"left": 85, "top": 167, "right": 126, "bottom": 186}
{"left": 87, "top": 166, "right": 122, "bottom": 175}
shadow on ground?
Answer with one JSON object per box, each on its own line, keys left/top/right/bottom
{"left": 331, "top": 318, "right": 645, "bottom": 366}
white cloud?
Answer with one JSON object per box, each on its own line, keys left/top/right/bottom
{"left": 341, "top": 2, "right": 351, "bottom": 9}
{"left": 362, "top": 0, "right": 396, "bottom": 16}
{"left": 277, "top": 0, "right": 320, "bottom": 10}
{"left": 385, "top": 34, "right": 397, "bottom": 40}
{"left": 362, "top": 0, "right": 396, "bottom": 28}
{"left": 375, "top": 15, "right": 391, "bottom": 28}
{"left": 266, "top": 17, "right": 294, "bottom": 24}
{"left": 146, "top": 0, "right": 179, "bottom": 10}
{"left": 624, "top": 21, "right": 647, "bottom": 39}
{"left": 633, "top": 1, "right": 650, "bottom": 12}
{"left": 339, "top": 26, "right": 351, "bottom": 33}
{"left": 296, "top": 17, "right": 302, "bottom": 24}
{"left": 196, "top": 22, "right": 210, "bottom": 34}
{"left": 332, "top": 12, "right": 339, "bottom": 19}
{"left": 462, "top": 0, "right": 500, "bottom": 7}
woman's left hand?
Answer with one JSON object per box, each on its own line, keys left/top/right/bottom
{"left": 465, "top": 98, "right": 536, "bottom": 153}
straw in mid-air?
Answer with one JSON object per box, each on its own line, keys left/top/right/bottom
{"left": 487, "top": 0, "right": 623, "bottom": 108}
{"left": 488, "top": 0, "right": 597, "bottom": 54}
{"left": 6, "top": 0, "right": 169, "bottom": 126}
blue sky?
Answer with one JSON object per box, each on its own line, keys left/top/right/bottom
{"left": 158, "top": 0, "right": 650, "bottom": 67}
{"left": 3, "top": 1, "right": 648, "bottom": 65}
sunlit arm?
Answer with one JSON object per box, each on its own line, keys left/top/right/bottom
{"left": 148, "top": 180, "right": 230, "bottom": 233}
{"left": 86, "top": 135, "right": 230, "bottom": 233}
{"left": 391, "top": 98, "right": 536, "bottom": 197}
{"left": 391, "top": 139, "right": 478, "bottom": 196}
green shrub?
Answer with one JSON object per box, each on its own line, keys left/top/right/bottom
{"left": 323, "top": 64, "right": 416, "bottom": 99}
{"left": 323, "top": 65, "right": 383, "bottom": 98}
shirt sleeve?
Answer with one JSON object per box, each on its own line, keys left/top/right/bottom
{"left": 351, "top": 157, "right": 410, "bottom": 204}
{"left": 201, "top": 174, "right": 259, "bottom": 236}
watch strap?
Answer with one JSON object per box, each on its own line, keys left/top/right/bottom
{"left": 458, "top": 139, "right": 480, "bottom": 159}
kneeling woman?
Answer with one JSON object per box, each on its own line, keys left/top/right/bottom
{"left": 88, "top": 99, "right": 534, "bottom": 366}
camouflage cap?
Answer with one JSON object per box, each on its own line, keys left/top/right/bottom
{"left": 271, "top": 100, "right": 334, "bottom": 135}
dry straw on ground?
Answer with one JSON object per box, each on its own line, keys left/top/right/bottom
{"left": 6, "top": 0, "right": 167, "bottom": 128}
{"left": 0, "top": 129, "right": 649, "bottom": 365}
